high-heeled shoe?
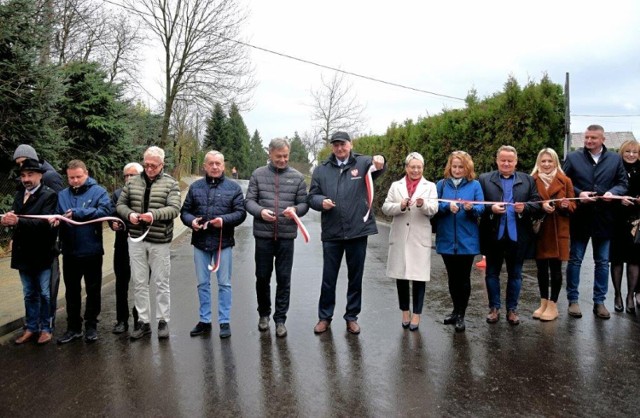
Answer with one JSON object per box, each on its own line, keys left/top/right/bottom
{"left": 402, "top": 310, "right": 411, "bottom": 329}
{"left": 614, "top": 295, "right": 623, "bottom": 312}
{"left": 402, "top": 321, "right": 410, "bottom": 329}
{"left": 409, "top": 323, "right": 419, "bottom": 331}
{"left": 626, "top": 296, "right": 636, "bottom": 314}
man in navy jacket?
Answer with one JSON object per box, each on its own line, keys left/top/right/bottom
{"left": 54, "top": 160, "right": 112, "bottom": 344}
{"left": 181, "top": 150, "right": 246, "bottom": 339}
{"left": 563, "top": 125, "right": 628, "bottom": 319}
{"left": 308, "top": 131, "right": 386, "bottom": 335}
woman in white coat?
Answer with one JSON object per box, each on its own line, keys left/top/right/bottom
{"left": 382, "top": 152, "right": 438, "bottom": 331}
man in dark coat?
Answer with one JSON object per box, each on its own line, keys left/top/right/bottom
{"left": 479, "top": 145, "right": 541, "bottom": 326}
{"left": 307, "top": 131, "right": 386, "bottom": 335}
{"left": 109, "top": 162, "right": 143, "bottom": 334}
{"left": 13, "top": 144, "right": 64, "bottom": 331}
{"left": 1, "top": 159, "right": 58, "bottom": 344}
{"left": 180, "top": 150, "right": 246, "bottom": 339}
{"left": 563, "top": 124, "right": 628, "bottom": 319}
{"left": 245, "top": 138, "right": 309, "bottom": 338}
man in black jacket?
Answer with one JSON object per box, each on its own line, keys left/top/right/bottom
{"left": 479, "top": 145, "right": 541, "bottom": 326}
{"left": 245, "top": 138, "right": 309, "bottom": 338}
{"left": 308, "top": 131, "right": 386, "bottom": 335}
{"left": 563, "top": 125, "right": 627, "bottom": 319}
{"left": 2, "top": 159, "right": 58, "bottom": 345}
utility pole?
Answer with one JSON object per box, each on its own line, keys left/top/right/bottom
{"left": 564, "top": 72, "right": 571, "bottom": 160}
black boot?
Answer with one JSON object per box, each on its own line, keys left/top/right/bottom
{"left": 444, "top": 310, "right": 458, "bottom": 325}
{"left": 455, "top": 316, "right": 466, "bottom": 332}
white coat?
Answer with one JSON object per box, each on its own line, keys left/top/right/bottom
{"left": 382, "top": 176, "right": 438, "bottom": 281}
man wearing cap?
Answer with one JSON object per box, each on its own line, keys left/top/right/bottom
{"left": 12, "top": 144, "right": 64, "bottom": 332}
{"left": 1, "top": 159, "right": 58, "bottom": 344}
{"left": 13, "top": 144, "right": 64, "bottom": 192}
{"left": 308, "top": 131, "right": 386, "bottom": 334}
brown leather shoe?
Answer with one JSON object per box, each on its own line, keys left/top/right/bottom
{"left": 313, "top": 320, "right": 331, "bottom": 334}
{"left": 346, "top": 320, "right": 361, "bottom": 334}
{"left": 15, "top": 330, "right": 35, "bottom": 345}
{"left": 593, "top": 303, "right": 610, "bottom": 319}
{"left": 37, "top": 331, "right": 52, "bottom": 345}
{"left": 507, "top": 310, "right": 520, "bottom": 325}
{"left": 486, "top": 308, "right": 500, "bottom": 324}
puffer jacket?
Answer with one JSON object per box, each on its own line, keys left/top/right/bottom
{"left": 180, "top": 175, "right": 247, "bottom": 251}
{"left": 116, "top": 171, "right": 181, "bottom": 244}
{"left": 245, "top": 163, "right": 309, "bottom": 240}
{"left": 308, "top": 152, "right": 386, "bottom": 241}
{"left": 58, "top": 177, "right": 112, "bottom": 257}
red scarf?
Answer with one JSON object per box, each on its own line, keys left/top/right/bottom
{"left": 405, "top": 176, "right": 420, "bottom": 198}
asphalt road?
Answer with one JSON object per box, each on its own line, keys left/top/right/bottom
{"left": 1, "top": 207, "right": 639, "bottom": 417}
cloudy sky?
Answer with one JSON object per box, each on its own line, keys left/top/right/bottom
{"left": 234, "top": 0, "right": 640, "bottom": 143}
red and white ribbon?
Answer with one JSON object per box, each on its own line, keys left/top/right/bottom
{"left": 130, "top": 227, "right": 151, "bottom": 243}
{"left": 201, "top": 219, "right": 223, "bottom": 272}
{"left": 363, "top": 165, "right": 376, "bottom": 222}
{"left": 5, "top": 214, "right": 126, "bottom": 229}
{"left": 284, "top": 208, "right": 310, "bottom": 243}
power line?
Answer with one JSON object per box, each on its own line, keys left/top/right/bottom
{"left": 572, "top": 114, "right": 640, "bottom": 118}
{"left": 102, "top": 0, "right": 465, "bottom": 102}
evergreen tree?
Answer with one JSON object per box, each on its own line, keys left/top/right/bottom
{"left": 203, "top": 103, "right": 228, "bottom": 152}
{"left": 247, "top": 129, "right": 267, "bottom": 175}
{"left": 289, "top": 131, "right": 311, "bottom": 174}
{"left": 57, "top": 61, "right": 133, "bottom": 184}
{"left": 0, "top": 0, "right": 64, "bottom": 172}
{"left": 226, "top": 102, "right": 250, "bottom": 176}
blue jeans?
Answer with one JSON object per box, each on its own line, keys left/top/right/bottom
{"left": 194, "top": 246, "right": 233, "bottom": 324}
{"left": 19, "top": 269, "right": 52, "bottom": 333}
{"left": 566, "top": 236, "right": 610, "bottom": 304}
{"left": 485, "top": 239, "right": 523, "bottom": 311}
{"left": 255, "top": 238, "right": 294, "bottom": 324}
{"left": 319, "top": 237, "right": 368, "bottom": 322}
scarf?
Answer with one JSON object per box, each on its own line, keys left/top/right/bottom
{"left": 405, "top": 176, "right": 421, "bottom": 198}
{"left": 538, "top": 168, "right": 557, "bottom": 190}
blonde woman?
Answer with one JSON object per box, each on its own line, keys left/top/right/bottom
{"left": 382, "top": 152, "right": 438, "bottom": 331}
{"left": 610, "top": 140, "right": 640, "bottom": 313}
{"left": 531, "top": 148, "right": 575, "bottom": 321}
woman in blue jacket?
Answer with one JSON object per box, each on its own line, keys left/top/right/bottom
{"left": 435, "top": 151, "right": 484, "bottom": 332}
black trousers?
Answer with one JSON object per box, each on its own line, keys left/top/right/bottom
{"left": 396, "top": 280, "right": 426, "bottom": 314}
{"left": 255, "top": 238, "right": 294, "bottom": 324}
{"left": 113, "top": 245, "right": 131, "bottom": 323}
{"left": 442, "top": 254, "right": 475, "bottom": 316}
{"left": 62, "top": 254, "right": 102, "bottom": 331}
{"left": 536, "top": 258, "right": 562, "bottom": 302}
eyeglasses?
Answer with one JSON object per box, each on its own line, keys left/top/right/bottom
{"left": 143, "top": 162, "right": 163, "bottom": 170}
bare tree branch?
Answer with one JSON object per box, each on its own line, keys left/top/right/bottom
{"left": 126, "top": 0, "right": 255, "bottom": 148}
{"left": 309, "top": 71, "right": 367, "bottom": 144}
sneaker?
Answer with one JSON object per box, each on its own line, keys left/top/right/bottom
{"left": 568, "top": 302, "right": 582, "bottom": 318}
{"left": 112, "top": 322, "right": 128, "bottom": 334}
{"left": 276, "top": 323, "right": 287, "bottom": 338}
{"left": 258, "top": 316, "right": 270, "bottom": 332}
{"left": 593, "top": 303, "right": 611, "bottom": 319}
{"left": 130, "top": 322, "right": 151, "bottom": 340}
{"left": 57, "top": 329, "right": 83, "bottom": 345}
{"left": 219, "top": 323, "right": 231, "bottom": 339}
{"left": 190, "top": 321, "right": 212, "bottom": 337}
{"left": 158, "top": 320, "right": 170, "bottom": 339}
{"left": 85, "top": 328, "right": 98, "bottom": 343}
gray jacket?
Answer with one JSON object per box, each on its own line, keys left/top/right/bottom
{"left": 245, "top": 163, "right": 309, "bottom": 239}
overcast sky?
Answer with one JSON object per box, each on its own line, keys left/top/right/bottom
{"left": 233, "top": 0, "right": 640, "bottom": 144}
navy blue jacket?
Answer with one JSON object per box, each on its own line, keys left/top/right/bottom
{"left": 563, "top": 146, "right": 628, "bottom": 239}
{"left": 435, "top": 178, "right": 484, "bottom": 255}
{"left": 308, "top": 152, "right": 386, "bottom": 241}
{"left": 180, "top": 175, "right": 247, "bottom": 251}
{"left": 57, "top": 177, "right": 112, "bottom": 257}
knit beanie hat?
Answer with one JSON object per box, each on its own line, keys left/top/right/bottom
{"left": 13, "top": 144, "right": 39, "bottom": 161}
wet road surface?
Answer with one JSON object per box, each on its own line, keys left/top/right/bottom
{"left": 1, "top": 210, "right": 640, "bottom": 417}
